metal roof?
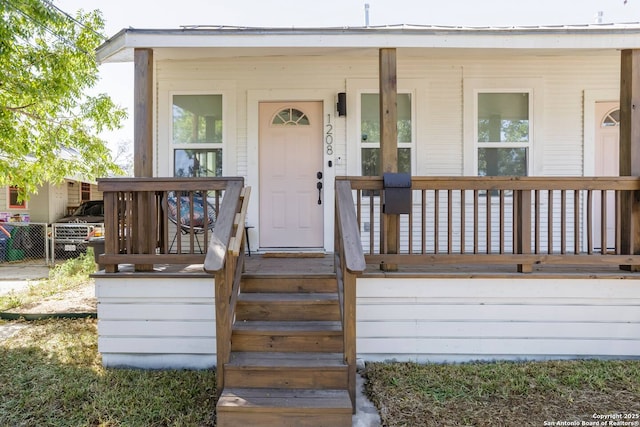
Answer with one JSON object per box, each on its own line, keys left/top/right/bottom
{"left": 97, "top": 23, "right": 640, "bottom": 63}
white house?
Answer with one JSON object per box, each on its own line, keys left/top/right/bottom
{"left": 93, "top": 24, "right": 640, "bottom": 424}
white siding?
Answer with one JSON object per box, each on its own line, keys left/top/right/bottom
{"left": 90, "top": 183, "right": 102, "bottom": 201}
{"left": 96, "top": 276, "right": 216, "bottom": 369}
{"left": 0, "top": 186, "right": 7, "bottom": 211}
{"left": 154, "top": 53, "right": 620, "bottom": 180}
{"left": 29, "top": 183, "right": 69, "bottom": 223}
{"left": 66, "top": 180, "right": 81, "bottom": 208}
{"left": 356, "top": 277, "right": 640, "bottom": 363}
{"left": 423, "top": 69, "right": 464, "bottom": 176}
{"left": 96, "top": 275, "right": 640, "bottom": 367}
{"left": 153, "top": 52, "right": 621, "bottom": 251}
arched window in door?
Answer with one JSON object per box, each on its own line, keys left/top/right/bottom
{"left": 601, "top": 108, "right": 620, "bottom": 127}
{"left": 271, "top": 107, "right": 310, "bottom": 126}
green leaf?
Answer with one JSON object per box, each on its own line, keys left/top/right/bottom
{"left": 0, "top": 0, "right": 126, "bottom": 200}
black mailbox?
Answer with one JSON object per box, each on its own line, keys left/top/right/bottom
{"left": 383, "top": 172, "right": 412, "bottom": 214}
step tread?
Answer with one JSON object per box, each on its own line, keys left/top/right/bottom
{"left": 240, "top": 276, "right": 337, "bottom": 294}
{"left": 238, "top": 293, "right": 338, "bottom": 302}
{"left": 242, "top": 274, "right": 336, "bottom": 280}
{"left": 218, "top": 388, "right": 352, "bottom": 411}
{"left": 233, "top": 321, "right": 343, "bottom": 333}
{"left": 228, "top": 352, "right": 346, "bottom": 368}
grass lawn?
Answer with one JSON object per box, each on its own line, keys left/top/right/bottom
{"left": 2, "top": 319, "right": 639, "bottom": 427}
{"left": 364, "top": 360, "right": 640, "bottom": 427}
{"left": 0, "top": 319, "right": 216, "bottom": 427}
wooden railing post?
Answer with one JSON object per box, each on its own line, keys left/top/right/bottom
{"left": 619, "top": 49, "right": 640, "bottom": 271}
{"left": 214, "top": 268, "right": 230, "bottom": 395}
{"left": 516, "top": 189, "right": 533, "bottom": 273}
{"left": 379, "top": 48, "right": 399, "bottom": 271}
{"left": 102, "top": 192, "right": 118, "bottom": 273}
{"left": 343, "top": 269, "right": 357, "bottom": 413}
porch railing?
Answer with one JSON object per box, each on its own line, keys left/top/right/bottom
{"left": 204, "top": 183, "right": 251, "bottom": 396}
{"left": 97, "top": 177, "right": 244, "bottom": 272}
{"left": 340, "top": 176, "right": 640, "bottom": 271}
{"left": 334, "top": 180, "right": 366, "bottom": 410}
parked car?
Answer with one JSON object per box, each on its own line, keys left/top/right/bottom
{"left": 53, "top": 200, "right": 104, "bottom": 257}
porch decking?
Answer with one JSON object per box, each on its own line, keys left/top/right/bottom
{"left": 98, "top": 254, "right": 640, "bottom": 279}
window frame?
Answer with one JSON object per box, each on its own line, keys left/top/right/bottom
{"left": 357, "top": 89, "right": 416, "bottom": 176}
{"left": 81, "top": 182, "right": 91, "bottom": 201}
{"left": 8, "top": 186, "right": 27, "bottom": 209}
{"left": 463, "top": 78, "right": 543, "bottom": 177}
{"left": 169, "top": 91, "right": 226, "bottom": 178}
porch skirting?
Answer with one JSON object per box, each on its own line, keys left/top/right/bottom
{"left": 96, "top": 275, "right": 217, "bottom": 369}
{"left": 95, "top": 274, "right": 640, "bottom": 369}
{"left": 356, "top": 277, "right": 640, "bottom": 363}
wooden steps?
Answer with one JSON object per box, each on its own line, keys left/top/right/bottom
{"left": 224, "top": 352, "right": 348, "bottom": 389}
{"left": 216, "top": 274, "right": 352, "bottom": 427}
{"left": 235, "top": 293, "right": 341, "bottom": 322}
{"left": 217, "top": 388, "right": 352, "bottom": 427}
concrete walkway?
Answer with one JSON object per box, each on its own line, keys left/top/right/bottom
{"left": 0, "top": 264, "right": 50, "bottom": 296}
{"left": 353, "top": 371, "right": 382, "bottom": 427}
{"left": 0, "top": 264, "right": 51, "bottom": 342}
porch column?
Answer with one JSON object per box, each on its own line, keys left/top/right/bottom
{"left": 133, "top": 48, "right": 155, "bottom": 271}
{"left": 134, "top": 48, "right": 154, "bottom": 177}
{"left": 379, "top": 48, "right": 399, "bottom": 271}
{"left": 620, "top": 49, "right": 640, "bottom": 271}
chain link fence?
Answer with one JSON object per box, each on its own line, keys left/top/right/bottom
{"left": 0, "top": 222, "right": 49, "bottom": 266}
{"left": 0, "top": 222, "right": 105, "bottom": 267}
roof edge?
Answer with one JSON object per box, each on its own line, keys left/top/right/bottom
{"left": 96, "top": 23, "right": 640, "bottom": 63}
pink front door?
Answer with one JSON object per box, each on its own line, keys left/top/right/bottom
{"left": 259, "top": 101, "right": 324, "bottom": 248}
{"left": 594, "top": 101, "right": 620, "bottom": 250}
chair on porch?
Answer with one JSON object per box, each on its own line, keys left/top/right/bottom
{"left": 166, "top": 193, "right": 217, "bottom": 253}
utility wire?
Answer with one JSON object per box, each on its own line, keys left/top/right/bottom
{"left": 42, "top": 0, "right": 106, "bottom": 40}
{"left": 3, "top": 0, "right": 93, "bottom": 56}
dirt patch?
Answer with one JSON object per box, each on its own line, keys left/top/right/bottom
{"left": 4, "top": 282, "right": 96, "bottom": 314}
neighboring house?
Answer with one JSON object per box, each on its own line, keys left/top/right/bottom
{"left": 0, "top": 180, "right": 102, "bottom": 224}
{"left": 94, "top": 24, "right": 640, "bottom": 368}
{"left": 1, "top": 146, "right": 104, "bottom": 224}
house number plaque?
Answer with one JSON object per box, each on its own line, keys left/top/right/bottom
{"left": 325, "top": 114, "right": 334, "bottom": 155}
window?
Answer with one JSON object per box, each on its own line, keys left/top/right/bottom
{"left": 272, "top": 108, "right": 309, "bottom": 126}
{"left": 360, "top": 93, "right": 413, "bottom": 175}
{"left": 172, "top": 94, "right": 223, "bottom": 177}
{"left": 81, "top": 182, "right": 91, "bottom": 201}
{"left": 9, "top": 186, "right": 26, "bottom": 209}
{"left": 477, "top": 92, "right": 530, "bottom": 176}
{"left": 602, "top": 108, "right": 620, "bottom": 127}
{"left": 464, "top": 78, "right": 541, "bottom": 177}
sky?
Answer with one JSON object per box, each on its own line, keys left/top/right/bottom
{"left": 54, "top": 0, "right": 640, "bottom": 146}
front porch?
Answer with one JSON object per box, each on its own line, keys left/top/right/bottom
{"left": 92, "top": 175, "right": 640, "bottom": 425}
